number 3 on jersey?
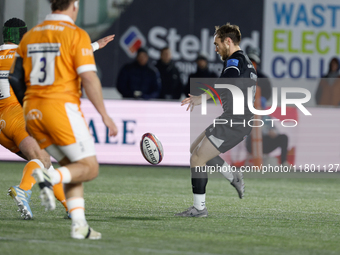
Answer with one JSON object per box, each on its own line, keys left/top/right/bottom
{"left": 27, "top": 43, "right": 61, "bottom": 86}
{"left": 39, "top": 57, "right": 47, "bottom": 83}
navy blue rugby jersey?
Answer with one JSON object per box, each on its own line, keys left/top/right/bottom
{"left": 217, "top": 50, "right": 257, "bottom": 117}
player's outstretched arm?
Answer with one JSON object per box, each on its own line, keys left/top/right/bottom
{"left": 80, "top": 71, "right": 118, "bottom": 137}
{"left": 91, "top": 34, "right": 115, "bottom": 52}
{"left": 181, "top": 92, "right": 212, "bottom": 112}
{"left": 97, "top": 34, "right": 115, "bottom": 49}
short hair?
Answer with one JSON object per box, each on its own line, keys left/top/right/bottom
{"left": 49, "top": 0, "right": 76, "bottom": 12}
{"left": 214, "top": 23, "right": 241, "bottom": 45}
{"left": 137, "top": 47, "right": 148, "bottom": 55}
{"left": 3, "top": 18, "right": 27, "bottom": 44}
{"left": 196, "top": 54, "right": 208, "bottom": 62}
{"left": 160, "top": 47, "right": 169, "bottom": 54}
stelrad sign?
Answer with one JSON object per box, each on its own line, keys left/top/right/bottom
{"left": 94, "top": 0, "right": 264, "bottom": 88}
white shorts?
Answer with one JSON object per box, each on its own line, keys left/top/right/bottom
{"left": 46, "top": 136, "right": 96, "bottom": 162}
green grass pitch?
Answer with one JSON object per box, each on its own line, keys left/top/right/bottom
{"left": 1, "top": 161, "right": 340, "bottom": 255}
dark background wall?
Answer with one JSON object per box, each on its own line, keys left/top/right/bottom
{"left": 0, "top": 0, "right": 5, "bottom": 42}
{"left": 94, "top": 0, "right": 264, "bottom": 87}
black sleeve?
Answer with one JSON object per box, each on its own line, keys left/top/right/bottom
{"left": 8, "top": 57, "right": 26, "bottom": 106}
{"left": 220, "top": 65, "right": 240, "bottom": 78}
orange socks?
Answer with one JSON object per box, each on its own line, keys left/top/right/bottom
{"left": 53, "top": 182, "right": 68, "bottom": 212}
{"left": 47, "top": 165, "right": 69, "bottom": 212}
{"left": 19, "top": 161, "right": 69, "bottom": 212}
{"left": 19, "top": 159, "right": 44, "bottom": 191}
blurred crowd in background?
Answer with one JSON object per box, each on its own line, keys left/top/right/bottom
{"left": 115, "top": 43, "right": 340, "bottom": 108}
{"left": 116, "top": 46, "right": 218, "bottom": 100}
{"left": 2, "top": 0, "right": 339, "bottom": 106}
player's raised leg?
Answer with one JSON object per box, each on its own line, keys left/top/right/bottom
{"left": 8, "top": 156, "right": 44, "bottom": 219}
{"left": 17, "top": 127, "right": 67, "bottom": 213}
{"left": 12, "top": 133, "right": 69, "bottom": 214}
{"left": 1, "top": 134, "right": 37, "bottom": 219}
{"left": 1, "top": 105, "right": 50, "bottom": 218}
{"left": 206, "top": 155, "right": 244, "bottom": 198}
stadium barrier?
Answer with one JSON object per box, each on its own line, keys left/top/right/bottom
{"left": 0, "top": 99, "right": 190, "bottom": 166}
{"left": 0, "top": 99, "right": 339, "bottom": 167}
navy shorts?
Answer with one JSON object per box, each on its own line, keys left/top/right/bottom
{"left": 205, "top": 114, "right": 253, "bottom": 153}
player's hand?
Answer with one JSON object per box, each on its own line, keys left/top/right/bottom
{"left": 96, "top": 34, "right": 115, "bottom": 49}
{"left": 102, "top": 115, "right": 118, "bottom": 137}
{"left": 181, "top": 94, "right": 202, "bottom": 112}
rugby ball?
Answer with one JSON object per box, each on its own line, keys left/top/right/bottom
{"left": 140, "top": 133, "right": 164, "bottom": 164}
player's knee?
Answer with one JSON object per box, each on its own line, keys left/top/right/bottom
{"left": 90, "top": 162, "right": 99, "bottom": 180}
{"left": 190, "top": 150, "right": 198, "bottom": 165}
{"left": 190, "top": 150, "right": 205, "bottom": 166}
{"left": 84, "top": 160, "right": 99, "bottom": 181}
{"left": 76, "top": 156, "right": 99, "bottom": 181}
{"left": 59, "top": 156, "right": 71, "bottom": 166}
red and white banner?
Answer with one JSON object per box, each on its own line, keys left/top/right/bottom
{"left": 1, "top": 99, "right": 339, "bottom": 167}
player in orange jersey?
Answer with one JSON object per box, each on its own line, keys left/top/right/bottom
{"left": 1, "top": 18, "right": 55, "bottom": 220}
{"left": 1, "top": 17, "right": 114, "bottom": 220}
{"left": 10, "top": 0, "right": 118, "bottom": 239}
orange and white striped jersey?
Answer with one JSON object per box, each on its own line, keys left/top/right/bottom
{"left": 16, "top": 14, "right": 97, "bottom": 104}
{"left": 0, "top": 44, "right": 19, "bottom": 109}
